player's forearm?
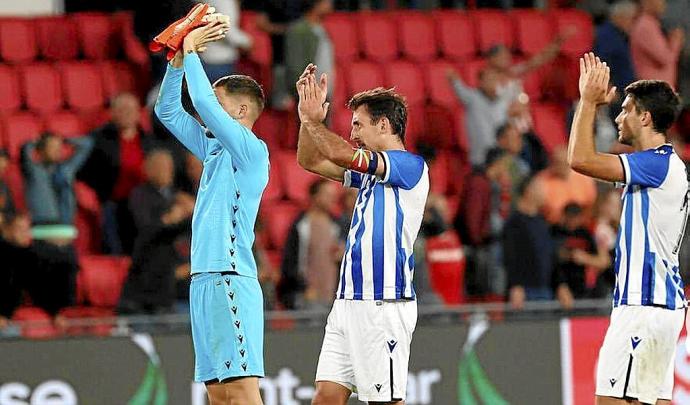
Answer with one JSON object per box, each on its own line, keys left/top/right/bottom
{"left": 297, "top": 123, "right": 325, "bottom": 169}
{"left": 303, "top": 122, "right": 354, "bottom": 168}
{"left": 567, "top": 100, "right": 598, "bottom": 170}
{"left": 154, "top": 64, "right": 186, "bottom": 123}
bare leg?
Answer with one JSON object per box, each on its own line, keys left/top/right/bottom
{"left": 312, "top": 381, "right": 352, "bottom": 405}
{"left": 206, "top": 377, "right": 263, "bottom": 405}
{"left": 596, "top": 396, "right": 672, "bottom": 405}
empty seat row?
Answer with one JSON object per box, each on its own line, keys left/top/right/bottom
{"left": 0, "top": 12, "right": 133, "bottom": 63}
{"left": 0, "top": 61, "right": 138, "bottom": 115}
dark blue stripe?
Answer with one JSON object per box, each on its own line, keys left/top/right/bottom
{"left": 621, "top": 188, "right": 633, "bottom": 305}
{"left": 640, "top": 189, "right": 654, "bottom": 303}
{"left": 666, "top": 273, "right": 675, "bottom": 309}
{"left": 393, "top": 188, "right": 405, "bottom": 298}
{"left": 339, "top": 188, "right": 365, "bottom": 299}
{"left": 408, "top": 255, "right": 416, "bottom": 299}
{"left": 350, "top": 180, "right": 376, "bottom": 299}
{"left": 372, "top": 184, "right": 385, "bottom": 300}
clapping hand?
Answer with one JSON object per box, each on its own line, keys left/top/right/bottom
{"left": 578, "top": 52, "right": 617, "bottom": 106}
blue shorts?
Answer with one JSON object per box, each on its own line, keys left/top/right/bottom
{"left": 190, "top": 272, "right": 265, "bottom": 382}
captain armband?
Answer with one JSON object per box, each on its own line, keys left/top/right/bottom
{"left": 349, "top": 148, "right": 380, "bottom": 175}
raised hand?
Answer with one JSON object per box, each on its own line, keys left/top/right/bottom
{"left": 578, "top": 52, "right": 616, "bottom": 106}
{"left": 183, "top": 21, "right": 230, "bottom": 53}
{"left": 297, "top": 64, "right": 329, "bottom": 123}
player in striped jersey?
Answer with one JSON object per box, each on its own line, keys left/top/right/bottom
{"left": 295, "top": 64, "right": 429, "bottom": 404}
{"left": 569, "top": 53, "right": 686, "bottom": 405}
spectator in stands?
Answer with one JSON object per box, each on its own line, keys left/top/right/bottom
{"left": 0, "top": 214, "right": 32, "bottom": 327}
{"left": 447, "top": 67, "right": 521, "bottom": 167}
{"left": 595, "top": 1, "right": 638, "bottom": 100}
{"left": 495, "top": 123, "right": 531, "bottom": 188}
{"left": 118, "top": 149, "right": 194, "bottom": 314}
{"left": 256, "top": 0, "right": 302, "bottom": 107}
{"left": 503, "top": 177, "right": 572, "bottom": 310}
{"left": 412, "top": 193, "right": 447, "bottom": 305}
{"left": 79, "top": 92, "right": 154, "bottom": 254}
{"left": 535, "top": 145, "right": 597, "bottom": 224}
{"left": 552, "top": 203, "right": 610, "bottom": 300}
{"left": 666, "top": 0, "right": 690, "bottom": 104}
{"left": 336, "top": 187, "right": 358, "bottom": 241}
{"left": 507, "top": 96, "right": 549, "bottom": 173}
{"left": 566, "top": 99, "right": 619, "bottom": 152}
{"left": 592, "top": 187, "right": 622, "bottom": 298}
{"left": 285, "top": 0, "right": 335, "bottom": 103}
{"left": 0, "top": 149, "right": 15, "bottom": 224}
{"left": 630, "top": 0, "right": 685, "bottom": 87}
{"left": 456, "top": 148, "right": 511, "bottom": 298}
{"left": 21, "top": 133, "right": 93, "bottom": 225}
{"left": 278, "top": 179, "right": 341, "bottom": 310}
{"left": 199, "top": 0, "right": 253, "bottom": 82}
{"left": 179, "top": 151, "right": 203, "bottom": 195}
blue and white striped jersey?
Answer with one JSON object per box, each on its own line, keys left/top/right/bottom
{"left": 337, "top": 150, "right": 429, "bottom": 301}
{"left": 614, "top": 144, "right": 689, "bottom": 310}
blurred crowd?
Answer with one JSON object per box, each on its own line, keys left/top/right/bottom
{"left": 1, "top": 0, "right": 690, "bottom": 326}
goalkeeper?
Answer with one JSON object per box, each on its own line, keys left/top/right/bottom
{"left": 154, "top": 8, "right": 269, "bottom": 405}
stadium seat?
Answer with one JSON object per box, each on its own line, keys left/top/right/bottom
{"left": 432, "top": 10, "right": 476, "bottom": 62}
{"left": 0, "top": 65, "right": 21, "bottom": 113}
{"left": 429, "top": 152, "right": 450, "bottom": 195}
{"left": 397, "top": 11, "right": 436, "bottom": 62}
{"left": 461, "top": 58, "right": 487, "bottom": 88}
{"left": 276, "top": 150, "right": 320, "bottom": 206}
{"left": 72, "top": 13, "right": 120, "bottom": 59}
{"left": 470, "top": 10, "right": 513, "bottom": 54}
{"left": 424, "top": 60, "right": 460, "bottom": 108}
{"left": 384, "top": 61, "right": 426, "bottom": 106}
{"left": 264, "top": 201, "right": 302, "bottom": 250}
{"left": 551, "top": 9, "right": 593, "bottom": 58}
{"left": 35, "top": 16, "right": 79, "bottom": 60}
{"left": 531, "top": 103, "right": 568, "bottom": 154}
{"left": 58, "top": 62, "right": 105, "bottom": 111}
{"left": 43, "top": 111, "right": 87, "bottom": 138}
{"left": 262, "top": 167, "right": 283, "bottom": 202}
{"left": 11, "top": 306, "right": 58, "bottom": 339}
{"left": 57, "top": 306, "right": 114, "bottom": 336}
{"left": 2, "top": 162, "right": 26, "bottom": 211}
{"left": 100, "top": 61, "right": 137, "bottom": 100}
{"left": 331, "top": 105, "right": 354, "bottom": 139}
{"left": 511, "top": 9, "right": 553, "bottom": 57}
{"left": 3, "top": 112, "right": 44, "bottom": 160}
{"left": 77, "top": 255, "right": 131, "bottom": 308}
{"left": 323, "top": 13, "right": 359, "bottom": 62}
{"left": 0, "top": 19, "right": 38, "bottom": 63}
{"left": 246, "top": 29, "right": 272, "bottom": 67}
{"left": 239, "top": 10, "right": 259, "bottom": 31}
{"left": 426, "top": 231, "right": 465, "bottom": 305}
{"left": 253, "top": 109, "right": 286, "bottom": 152}
{"left": 345, "top": 61, "right": 385, "bottom": 97}
{"left": 20, "top": 63, "right": 63, "bottom": 113}
{"left": 358, "top": 12, "right": 398, "bottom": 62}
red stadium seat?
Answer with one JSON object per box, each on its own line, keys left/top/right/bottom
{"left": 58, "top": 62, "right": 105, "bottom": 111}
{"left": 253, "top": 109, "right": 286, "bottom": 152}
{"left": 264, "top": 201, "right": 302, "bottom": 250}
{"left": 531, "top": 103, "right": 567, "bottom": 154}
{"left": 424, "top": 60, "right": 460, "bottom": 108}
{"left": 551, "top": 9, "right": 593, "bottom": 58}
{"left": 43, "top": 111, "right": 87, "bottom": 138}
{"left": 57, "top": 306, "right": 114, "bottom": 336}
{"left": 0, "top": 65, "right": 20, "bottom": 113}
{"left": 331, "top": 105, "right": 353, "bottom": 140}
{"left": 35, "top": 16, "right": 79, "bottom": 60}
{"left": 384, "top": 61, "right": 426, "bottom": 105}
{"left": 433, "top": 10, "right": 476, "bottom": 62}
{"left": 358, "top": 12, "right": 398, "bottom": 62}
{"left": 2, "top": 162, "right": 26, "bottom": 211}
{"left": 429, "top": 152, "right": 450, "bottom": 195}
{"left": 461, "top": 58, "right": 487, "bottom": 88}
{"left": 323, "top": 13, "right": 359, "bottom": 62}
{"left": 397, "top": 12, "right": 436, "bottom": 62}
{"left": 100, "top": 61, "right": 137, "bottom": 100}
{"left": 426, "top": 231, "right": 466, "bottom": 304}
{"left": 20, "top": 63, "right": 63, "bottom": 113}
{"left": 72, "top": 13, "right": 120, "bottom": 59}
{"left": 262, "top": 168, "right": 283, "bottom": 202}
{"left": 11, "top": 306, "right": 58, "bottom": 339}
{"left": 345, "top": 61, "right": 384, "bottom": 97}
{"left": 247, "top": 29, "right": 272, "bottom": 67}
{"left": 0, "top": 19, "right": 38, "bottom": 63}
{"left": 77, "top": 255, "right": 131, "bottom": 308}
{"left": 511, "top": 9, "right": 553, "bottom": 56}
{"left": 3, "top": 112, "right": 44, "bottom": 160}
{"left": 471, "top": 10, "right": 513, "bottom": 54}
{"left": 276, "top": 150, "right": 320, "bottom": 206}
{"left": 239, "top": 10, "right": 259, "bottom": 31}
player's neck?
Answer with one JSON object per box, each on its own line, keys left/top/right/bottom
{"left": 632, "top": 131, "right": 668, "bottom": 152}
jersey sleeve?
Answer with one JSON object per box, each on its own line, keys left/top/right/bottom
{"left": 343, "top": 170, "right": 364, "bottom": 189}
{"left": 619, "top": 147, "right": 671, "bottom": 188}
{"left": 379, "top": 150, "right": 426, "bottom": 190}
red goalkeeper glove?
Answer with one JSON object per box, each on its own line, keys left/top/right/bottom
{"left": 149, "top": 3, "right": 210, "bottom": 61}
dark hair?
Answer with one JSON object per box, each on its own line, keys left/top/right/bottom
{"left": 486, "top": 44, "right": 508, "bottom": 58}
{"left": 485, "top": 147, "right": 506, "bottom": 168}
{"left": 495, "top": 122, "right": 512, "bottom": 140}
{"left": 308, "top": 178, "right": 330, "bottom": 197}
{"left": 0, "top": 148, "right": 8, "bottom": 159}
{"left": 563, "top": 202, "right": 583, "bottom": 217}
{"left": 348, "top": 87, "right": 408, "bottom": 144}
{"left": 624, "top": 80, "right": 681, "bottom": 134}
{"left": 516, "top": 175, "right": 536, "bottom": 198}
{"left": 36, "top": 132, "right": 58, "bottom": 152}
{"left": 300, "top": 0, "right": 327, "bottom": 13}
{"left": 213, "top": 75, "right": 265, "bottom": 114}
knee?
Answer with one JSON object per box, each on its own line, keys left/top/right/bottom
{"left": 311, "top": 390, "right": 341, "bottom": 405}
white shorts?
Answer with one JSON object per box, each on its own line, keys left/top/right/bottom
{"left": 315, "top": 299, "right": 417, "bottom": 402}
{"left": 596, "top": 305, "right": 685, "bottom": 404}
